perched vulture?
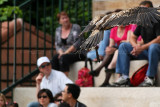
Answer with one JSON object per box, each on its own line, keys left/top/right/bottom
{"left": 79, "top": 6, "right": 160, "bottom": 51}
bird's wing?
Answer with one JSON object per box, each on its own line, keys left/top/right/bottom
{"left": 102, "top": 7, "right": 160, "bottom": 29}
{"left": 80, "top": 30, "right": 104, "bottom": 50}
{"left": 79, "top": 7, "right": 160, "bottom": 50}
{"left": 78, "top": 14, "right": 106, "bottom": 37}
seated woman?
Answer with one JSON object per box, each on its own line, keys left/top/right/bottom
{"left": 89, "top": 24, "right": 134, "bottom": 87}
{"left": 51, "top": 11, "right": 86, "bottom": 76}
{"left": 38, "top": 89, "right": 57, "bottom": 107}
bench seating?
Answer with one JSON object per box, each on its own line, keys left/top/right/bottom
{"left": 69, "top": 60, "right": 160, "bottom": 87}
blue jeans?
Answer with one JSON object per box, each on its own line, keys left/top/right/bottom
{"left": 27, "top": 102, "right": 40, "bottom": 107}
{"left": 87, "top": 30, "right": 110, "bottom": 60}
{"left": 116, "top": 42, "right": 160, "bottom": 77}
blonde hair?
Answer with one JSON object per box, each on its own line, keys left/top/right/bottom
{"left": 0, "top": 93, "right": 6, "bottom": 107}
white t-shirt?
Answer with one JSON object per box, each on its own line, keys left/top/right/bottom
{"left": 48, "top": 103, "right": 57, "bottom": 107}
{"left": 40, "top": 69, "right": 73, "bottom": 96}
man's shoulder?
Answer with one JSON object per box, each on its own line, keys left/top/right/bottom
{"left": 51, "top": 69, "right": 70, "bottom": 79}
{"left": 77, "top": 101, "right": 87, "bottom": 107}
{"left": 52, "top": 69, "right": 64, "bottom": 76}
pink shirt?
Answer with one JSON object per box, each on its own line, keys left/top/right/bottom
{"left": 110, "top": 25, "right": 132, "bottom": 46}
{"left": 131, "top": 24, "right": 142, "bottom": 41}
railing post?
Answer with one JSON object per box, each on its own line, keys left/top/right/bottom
{"left": 59, "top": 0, "right": 64, "bottom": 12}
{"left": 0, "top": 22, "right": 2, "bottom": 91}
{"left": 43, "top": 0, "right": 46, "bottom": 56}
{"left": 13, "top": 0, "right": 17, "bottom": 83}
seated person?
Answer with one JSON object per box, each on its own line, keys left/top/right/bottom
{"left": 114, "top": 0, "right": 158, "bottom": 87}
{"left": 51, "top": 11, "right": 86, "bottom": 76}
{"left": 89, "top": 24, "right": 134, "bottom": 87}
{"left": 27, "top": 56, "right": 73, "bottom": 107}
{"left": 54, "top": 92, "right": 63, "bottom": 106}
{"left": 87, "top": 30, "right": 110, "bottom": 61}
{"left": 62, "top": 83, "right": 87, "bottom": 107}
{"left": 37, "top": 89, "right": 57, "bottom": 107}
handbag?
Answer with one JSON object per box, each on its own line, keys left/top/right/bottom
{"left": 75, "top": 58, "right": 94, "bottom": 87}
{"left": 130, "top": 63, "right": 148, "bottom": 86}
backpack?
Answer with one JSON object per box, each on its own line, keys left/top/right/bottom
{"left": 130, "top": 63, "right": 148, "bottom": 86}
{"left": 75, "top": 58, "right": 94, "bottom": 87}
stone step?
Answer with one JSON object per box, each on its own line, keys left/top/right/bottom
{"left": 14, "top": 87, "right": 160, "bottom": 107}
{"left": 69, "top": 60, "right": 160, "bottom": 86}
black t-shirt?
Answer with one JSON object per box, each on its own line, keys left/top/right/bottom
{"left": 134, "top": 22, "right": 160, "bottom": 43}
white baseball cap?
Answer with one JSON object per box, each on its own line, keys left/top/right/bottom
{"left": 37, "top": 56, "right": 50, "bottom": 67}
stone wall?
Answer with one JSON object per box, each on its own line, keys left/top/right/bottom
{"left": 92, "top": 0, "right": 160, "bottom": 17}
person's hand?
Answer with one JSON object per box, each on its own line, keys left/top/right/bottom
{"left": 36, "top": 73, "right": 44, "bottom": 85}
{"left": 130, "top": 44, "right": 143, "bottom": 56}
{"left": 105, "top": 47, "right": 117, "bottom": 55}
{"left": 58, "top": 53, "right": 65, "bottom": 59}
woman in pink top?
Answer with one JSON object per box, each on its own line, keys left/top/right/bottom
{"left": 89, "top": 24, "right": 133, "bottom": 86}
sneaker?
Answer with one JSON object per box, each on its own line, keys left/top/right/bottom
{"left": 114, "top": 76, "right": 129, "bottom": 85}
{"left": 139, "top": 77, "right": 154, "bottom": 87}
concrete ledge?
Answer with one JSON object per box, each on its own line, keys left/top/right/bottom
{"left": 79, "top": 87, "right": 160, "bottom": 107}
{"left": 14, "top": 87, "right": 160, "bottom": 107}
{"left": 69, "top": 60, "right": 160, "bottom": 86}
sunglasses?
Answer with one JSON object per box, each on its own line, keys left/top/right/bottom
{"left": 40, "top": 63, "right": 50, "bottom": 69}
{"left": 38, "top": 95, "right": 48, "bottom": 99}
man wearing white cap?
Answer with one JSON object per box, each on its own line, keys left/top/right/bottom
{"left": 28, "top": 56, "right": 73, "bottom": 107}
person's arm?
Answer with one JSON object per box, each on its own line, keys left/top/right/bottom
{"left": 64, "top": 45, "right": 76, "bottom": 54}
{"left": 35, "top": 73, "right": 44, "bottom": 100}
{"left": 141, "top": 36, "right": 160, "bottom": 50}
{"left": 129, "top": 32, "right": 138, "bottom": 47}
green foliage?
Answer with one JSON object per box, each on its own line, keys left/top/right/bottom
{"left": 0, "top": 0, "right": 22, "bottom": 21}
{"left": 37, "top": 0, "right": 92, "bottom": 35}
{"left": 0, "top": 0, "right": 8, "bottom": 5}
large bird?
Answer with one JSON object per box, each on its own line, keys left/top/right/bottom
{"left": 79, "top": 6, "right": 160, "bottom": 51}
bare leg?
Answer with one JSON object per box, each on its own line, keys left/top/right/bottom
{"left": 108, "top": 50, "right": 118, "bottom": 69}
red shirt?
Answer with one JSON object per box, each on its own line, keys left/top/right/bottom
{"left": 110, "top": 25, "right": 132, "bottom": 46}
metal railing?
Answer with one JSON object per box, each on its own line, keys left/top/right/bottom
{"left": 0, "top": 0, "right": 92, "bottom": 100}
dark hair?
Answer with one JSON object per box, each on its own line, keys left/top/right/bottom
{"left": 57, "top": 11, "right": 68, "bottom": 21}
{"left": 7, "top": 102, "right": 19, "bottom": 107}
{"left": 66, "top": 84, "right": 80, "bottom": 100}
{"left": 54, "top": 92, "right": 62, "bottom": 101}
{"left": 37, "top": 89, "right": 54, "bottom": 102}
{"left": 139, "top": 1, "right": 153, "bottom": 7}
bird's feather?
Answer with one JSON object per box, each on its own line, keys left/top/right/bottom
{"left": 78, "top": 6, "right": 160, "bottom": 50}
